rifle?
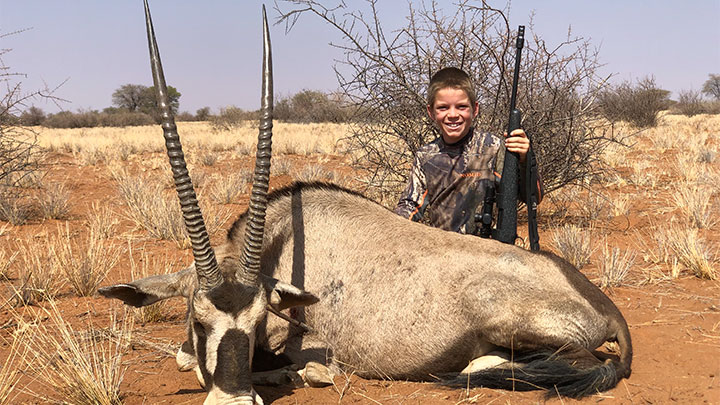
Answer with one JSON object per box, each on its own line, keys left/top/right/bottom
{"left": 477, "top": 25, "right": 540, "bottom": 251}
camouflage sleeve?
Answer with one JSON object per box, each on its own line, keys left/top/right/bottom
{"left": 394, "top": 155, "right": 428, "bottom": 221}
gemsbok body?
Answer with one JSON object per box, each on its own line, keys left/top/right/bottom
{"left": 100, "top": 2, "right": 632, "bottom": 404}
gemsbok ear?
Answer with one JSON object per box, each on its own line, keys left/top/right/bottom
{"left": 99, "top": 265, "right": 196, "bottom": 307}
{"left": 264, "top": 277, "right": 320, "bottom": 311}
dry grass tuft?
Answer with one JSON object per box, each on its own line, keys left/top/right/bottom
{"left": 579, "top": 193, "right": 610, "bottom": 224}
{"left": 658, "top": 226, "right": 717, "bottom": 280}
{"left": 2, "top": 169, "right": 46, "bottom": 190}
{"left": 0, "top": 314, "right": 30, "bottom": 404}
{"left": 601, "top": 142, "right": 630, "bottom": 167}
{"left": 14, "top": 235, "right": 64, "bottom": 305}
{"left": 19, "top": 300, "right": 131, "bottom": 404}
{"left": 0, "top": 195, "right": 35, "bottom": 226}
{"left": 115, "top": 169, "right": 231, "bottom": 248}
{"left": 629, "top": 159, "right": 658, "bottom": 188}
{"left": 37, "top": 182, "right": 71, "bottom": 220}
{"left": 198, "top": 150, "right": 219, "bottom": 166}
{"left": 640, "top": 223, "right": 718, "bottom": 280}
{"left": 670, "top": 185, "right": 716, "bottom": 229}
{"left": 599, "top": 244, "right": 637, "bottom": 288}
{"left": 0, "top": 248, "right": 17, "bottom": 281}
{"left": 54, "top": 223, "right": 123, "bottom": 297}
{"left": 86, "top": 202, "right": 118, "bottom": 239}
{"left": 271, "top": 156, "right": 293, "bottom": 176}
{"left": 550, "top": 225, "right": 595, "bottom": 269}
{"left": 673, "top": 154, "right": 705, "bottom": 184}
{"left": 544, "top": 186, "right": 580, "bottom": 221}
{"left": 610, "top": 193, "right": 632, "bottom": 217}
{"left": 208, "top": 172, "right": 249, "bottom": 204}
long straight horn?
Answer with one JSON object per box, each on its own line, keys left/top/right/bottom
{"left": 143, "top": 0, "right": 222, "bottom": 290}
{"left": 239, "top": 6, "right": 273, "bottom": 285}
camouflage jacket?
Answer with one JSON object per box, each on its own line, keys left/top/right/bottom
{"left": 394, "top": 128, "right": 542, "bottom": 234}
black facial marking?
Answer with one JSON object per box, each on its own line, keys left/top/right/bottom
{"left": 194, "top": 321, "right": 214, "bottom": 389}
{"left": 214, "top": 329, "right": 252, "bottom": 394}
{"left": 207, "top": 280, "right": 260, "bottom": 314}
{"left": 181, "top": 339, "right": 194, "bottom": 356}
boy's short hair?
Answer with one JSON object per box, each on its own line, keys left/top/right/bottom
{"left": 427, "top": 67, "right": 477, "bottom": 108}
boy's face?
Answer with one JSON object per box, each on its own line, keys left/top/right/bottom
{"left": 427, "top": 87, "right": 479, "bottom": 144}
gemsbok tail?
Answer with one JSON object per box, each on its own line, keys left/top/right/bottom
{"left": 443, "top": 324, "right": 632, "bottom": 399}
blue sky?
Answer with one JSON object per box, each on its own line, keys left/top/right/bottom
{"left": 1, "top": 1, "right": 718, "bottom": 114}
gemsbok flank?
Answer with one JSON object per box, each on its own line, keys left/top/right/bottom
{"left": 100, "top": 2, "right": 632, "bottom": 404}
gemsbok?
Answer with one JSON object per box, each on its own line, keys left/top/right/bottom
{"left": 100, "top": 2, "right": 632, "bottom": 404}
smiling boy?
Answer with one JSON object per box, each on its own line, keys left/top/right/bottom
{"left": 394, "top": 67, "right": 541, "bottom": 234}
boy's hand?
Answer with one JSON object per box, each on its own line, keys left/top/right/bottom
{"left": 504, "top": 129, "right": 530, "bottom": 163}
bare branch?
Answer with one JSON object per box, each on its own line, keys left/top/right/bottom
{"left": 277, "top": 0, "right": 618, "bottom": 198}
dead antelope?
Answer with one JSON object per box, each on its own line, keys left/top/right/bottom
{"left": 100, "top": 2, "right": 632, "bottom": 404}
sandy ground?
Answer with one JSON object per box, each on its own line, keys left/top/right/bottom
{"left": 1, "top": 147, "right": 718, "bottom": 404}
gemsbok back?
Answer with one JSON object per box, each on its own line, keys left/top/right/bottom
{"left": 100, "top": 2, "right": 632, "bottom": 404}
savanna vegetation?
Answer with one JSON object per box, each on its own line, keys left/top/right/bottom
{"left": 1, "top": 1, "right": 719, "bottom": 403}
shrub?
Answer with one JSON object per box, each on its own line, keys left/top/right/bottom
{"left": 44, "top": 110, "right": 154, "bottom": 128}
{"left": 210, "top": 106, "right": 257, "bottom": 131}
{"left": 598, "top": 76, "right": 671, "bottom": 128}
{"left": 0, "top": 71, "right": 43, "bottom": 200}
{"left": 176, "top": 111, "right": 195, "bottom": 121}
{"left": 195, "top": 106, "right": 211, "bottom": 121}
{"left": 277, "top": 2, "right": 623, "bottom": 196}
{"left": 275, "top": 90, "right": 351, "bottom": 123}
{"left": 702, "top": 73, "right": 720, "bottom": 100}
{"left": 19, "top": 106, "right": 46, "bottom": 126}
{"left": 674, "top": 89, "right": 705, "bottom": 117}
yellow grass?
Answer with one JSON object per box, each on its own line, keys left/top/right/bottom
{"left": 18, "top": 300, "right": 131, "bottom": 404}
{"left": 0, "top": 310, "right": 30, "bottom": 404}
{"left": 549, "top": 224, "right": 595, "bottom": 269}
{"left": 53, "top": 223, "right": 123, "bottom": 297}
{"left": 37, "top": 121, "right": 351, "bottom": 161}
{"left": 15, "top": 234, "right": 65, "bottom": 305}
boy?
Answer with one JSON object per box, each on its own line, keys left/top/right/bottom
{"left": 394, "top": 67, "right": 542, "bottom": 234}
